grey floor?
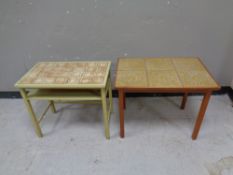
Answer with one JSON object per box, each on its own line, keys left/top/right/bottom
{"left": 0, "top": 95, "right": 233, "bottom": 175}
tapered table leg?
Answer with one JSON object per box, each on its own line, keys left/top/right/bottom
{"left": 192, "top": 91, "right": 212, "bottom": 140}
{"left": 20, "top": 89, "right": 43, "bottom": 137}
{"left": 108, "top": 76, "right": 113, "bottom": 113}
{"left": 119, "top": 90, "right": 125, "bottom": 138}
{"left": 181, "top": 93, "right": 188, "bottom": 109}
{"left": 101, "top": 88, "right": 110, "bottom": 139}
{"left": 123, "top": 92, "right": 126, "bottom": 109}
{"left": 49, "top": 100, "right": 56, "bottom": 113}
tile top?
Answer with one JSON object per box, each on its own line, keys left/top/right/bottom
{"left": 116, "top": 70, "right": 148, "bottom": 87}
{"left": 15, "top": 61, "right": 111, "bottom": 88}
{"left": 145, "top": 58, "right": 174, "bottom": 70}
{"left": 118, "top": 58, "right": 145, "bottom": 70}
{"left": 115, "top": 57, "right": 220, "bottom": 89}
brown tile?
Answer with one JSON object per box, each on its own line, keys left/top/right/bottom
{"left": 148, "top": 70, "right": 182, "bottom": 88}
{"left": 173, "top": 58, "right": 205, "bottom": 71}
{"left": 145, "top": 58, "right": 174, "bottom": 70}
{"left": 177, "top": 70, "right": 219, "bottom": 88}
{"left": 115, "top": 70, "right": 148, "bottom": 88}
{"left": 118, "top": 58, "right": 145, "bottom": 70}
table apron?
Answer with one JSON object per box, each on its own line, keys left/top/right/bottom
{"left": 116, "top": 88, "right": 215, "bottom": 94}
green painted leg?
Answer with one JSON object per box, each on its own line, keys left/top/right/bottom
{"left": 108, "top": 78, "right": 113, "bottom": 113}
{"left": 101, "top": 88, "right": 110, "bottom": 139}
{"left": 20, "top": 89, "right": 43, "bottom": 137}
{"left": 49, "top": 101, "right": 56, "bottom": 113}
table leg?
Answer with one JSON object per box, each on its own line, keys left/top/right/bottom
{"left": 108, "top": 77, "right": 113, "bottom": 113}
{"left": 123, "top": 92, "right": 126, "bottom": 109}
{"left": 180, "top": 93, "right": 188, "bottom": 109}
{"left": 119, "top": 90, "right": 125, "bottom": 138}
{"left": 101, "top": 88, "right": 110, "bottom": 139}
{"left": 192, "top": 91, "right": 212, "bottom": 140}
{"left": 49, "top": 101, "right": 56, "bottom": 113}
{"left": 19, "top": 89, "right": 43, "bottom": 137}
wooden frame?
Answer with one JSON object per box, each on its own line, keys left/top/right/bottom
{"left": 115, "top": 57, "right": 220, "bottom": 140}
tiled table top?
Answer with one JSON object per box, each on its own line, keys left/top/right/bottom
{"left": 115, "top": 57, "right": 220, "bottom": 89}
{"left": 15, "top": 61, "right": 111, "bottom": 89}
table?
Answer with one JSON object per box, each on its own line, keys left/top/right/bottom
{"left": 115, "top": 57, "right": 220, "bottom": 140}
{"left": 15, "top": 61, "right": 113, "bottom": 139}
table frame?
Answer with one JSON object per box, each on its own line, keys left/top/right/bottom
{"left": 118, "top": 88, "right": 214, "bottom": 140}
{"left": 115, "top": 58, "right": 220, "bottom": 140}
{"left": 18, "top": 74, "right": 113, "bottom": 139}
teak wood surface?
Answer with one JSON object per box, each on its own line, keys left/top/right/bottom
{"left": 115, "top": 57, "right": 220, "bottom": 140}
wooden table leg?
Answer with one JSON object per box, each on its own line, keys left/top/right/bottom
{"left": 101, "top": 88, "right": 110, "bottom": 139}
{"left": 49, "top": 100, "right": 56, "bottom": 113}
{"left": 20, "top": 89, "right": 43, "bottom": 137}
{"left": 119, "top": 90, "right": 125, "bottom": 138}
{"left": 108, "top": 76, "right": 113, "bottom": 113}
{"left": 180, "top": 93, "right": 188, "bottom": 109}
{"left": 192, "top": 91, "right": 212, "bottom": 140}
{"left": 123, "top": 92, "right": 126, "bottom": 109}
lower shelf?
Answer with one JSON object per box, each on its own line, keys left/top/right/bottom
{"left": 27, "top": 89, "right": 101, "bottom": 101}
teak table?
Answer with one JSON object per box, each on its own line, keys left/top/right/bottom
{"left": 115, "top": 57, "right": 220, "bottom": 140}
{"left": 15, "top": 61, "right": 112, "bottom": 139}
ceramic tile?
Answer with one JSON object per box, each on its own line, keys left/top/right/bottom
{"left": 177, "top": 70, "right": 219, "bottom": 88}
{"left": 115, "top": 70, "right": 148, "bottom": 87}
{"left": 116, "top": 57, "right": 219, "bottom": 89}
{"left": 16, "top": 61, "right": 110, "bottom": 86}
{"left": 172, "top": 58, "right": 205, "bottom": 71}
{"left": 145, "top": 58, "right": 174, "bottom": 70}
{"left": 148, "top": 70, "right": 182, "bottom": 88}
{"left": 117, "top": 58, "right": 145, "bottom": 70}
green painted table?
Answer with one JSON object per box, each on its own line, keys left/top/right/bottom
{"left": 15, "top": 61, "right": 113, "bottom": 139}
